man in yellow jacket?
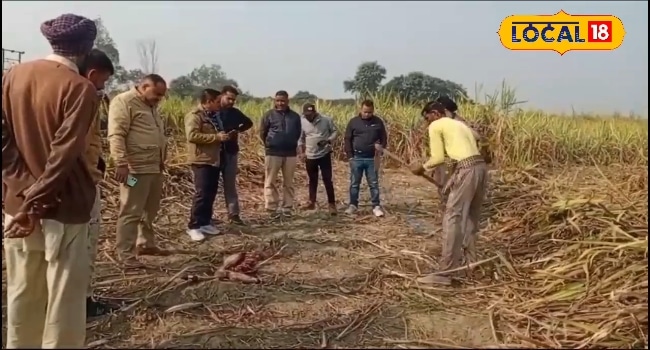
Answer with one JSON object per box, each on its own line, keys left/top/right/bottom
{"left": 108, "top": 74, "right": 168, "bottom": 267}
{"left": 410, "top": 101, "right": 489, "bottom": 285}
{"left": 184, "top": 88, "right": 231, "bottom": 242}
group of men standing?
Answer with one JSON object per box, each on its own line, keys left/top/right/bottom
{"left": 2, "top": 11, "right": 488, "bottom": 350}
{"left": 183, "top": 90, "right": 392, "bottom": 244}
{"left": 184, "top": 89, "right": 489, "bottom": 288}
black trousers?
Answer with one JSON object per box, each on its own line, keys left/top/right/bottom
{"left": 305, "top": 152, "right": 335, "bottom": 204}
{"left": 188, "top": 164, "right": 220, "bottom": 229}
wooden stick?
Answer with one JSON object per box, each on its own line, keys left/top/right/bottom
{"left": 381, "top": 148, "right": 442, "bottom": 188}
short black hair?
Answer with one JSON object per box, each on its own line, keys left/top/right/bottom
{"left": 79, "top": 49, "right": 114, "bottom": 76}
{"left": 143, "top": 74, "right": 166, "bottom": 85}
{"left": 221, "top": 85, "right": 239, "bottom": 96}
{"left": 361, "top": 99, "right": 374, "bottom": 108}
{"left": 421, "top": 101, "right": 446, "bottom": 116}
{"left": 200, "top": 88, "right": 220, "bottom": 104}
{"left": 275, "top": 90, "right": 289, "bottom": 98}
{"left": 435, "top": 96, "right": 458, "bottom": 113}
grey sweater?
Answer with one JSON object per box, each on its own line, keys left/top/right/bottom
{"left": 298, "top": 114, "right": 338, "bottom": 159}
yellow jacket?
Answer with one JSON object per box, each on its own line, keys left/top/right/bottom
{"left": 85, "top": 107, "right": 103, "bottom": 184}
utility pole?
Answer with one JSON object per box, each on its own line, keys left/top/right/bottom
{"left": 2, "top": 48, "right": 25, "bottom": 72}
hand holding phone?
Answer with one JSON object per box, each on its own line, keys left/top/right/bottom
{"left": 126, "top": 175, "right": 138, "bottom": 187}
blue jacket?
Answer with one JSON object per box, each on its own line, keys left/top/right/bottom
{"left": 260, "top": 108, "right": 302, "bottom": 157}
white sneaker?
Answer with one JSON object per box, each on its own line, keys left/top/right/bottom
{"left": 187, "top": 229, "right": 206, "bottom": 242}
{"left": 345, "top": 205, "right": 358, "bottom": 215}
{"left": 372, "top": 206, "right": 385, "bottom": 217}
{"left": 199, "top": 225, "right": 220, "bottom": 235}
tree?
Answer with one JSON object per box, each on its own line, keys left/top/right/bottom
{"left": 188, "top": 64, "right": 238, "bottom": 89}
{"left": 292, "top": 90, "right": 318, "bottom": 104}
{"left": 93, "top": 17, "right": 144, "bottom": 91}
{"left": 136, "top": 39, "right": 159, "bottom": 74}
{"left": 93, "top": 18, "right": 120, "bottom": 65}
{"left": 343, "top": 61, "right": 387, "bottom": 99}
{"left": 169, "top": 75, "right": 201, "bottom": 98}
{"left": 381, "top": 72, "right": 468, "bottom": 105}
{"left": 168, "top": 64, "right": 240, "bottom": 99}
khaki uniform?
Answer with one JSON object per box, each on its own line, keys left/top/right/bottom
{"left": 85, "top": 108, "right": 104, "bottom": 296}
{"left": 185, "top": 106, "right": 222, "bottom": 166}
{"left": 108, "top": 88, "right": 167, "bottom": 259}
{"left": 4, "top": 215, "right": 90, "bottom": 348}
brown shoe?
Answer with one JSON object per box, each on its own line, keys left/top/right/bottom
{"left": 136, "top": 245, "right": 169, "bottom": 256}
{"left": 328, "top": 203, "right": 337, "bottom": 216}
{"left": 301, "top": 202, "right": 316, "bottom": 210}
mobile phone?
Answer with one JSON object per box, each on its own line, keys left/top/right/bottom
{"left": 126, "top": 175, "right": 138, "bottom": 187}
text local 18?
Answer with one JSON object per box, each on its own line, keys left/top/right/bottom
{"left": 511, "top": 21, "right": 610, "bottom": 43}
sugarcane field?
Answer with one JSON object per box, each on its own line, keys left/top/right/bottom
{"left": 2, "top": 88, "right": 647, "bottom": 348}
{"left": 1, "top": 6, "right": 649, "bottom": 348}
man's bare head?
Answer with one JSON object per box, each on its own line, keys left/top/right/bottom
{"left": 220, "top": 85, "right": 239, "bottom": 109}
{"left": 274, "top": 90, "right": 289, "bottom": 111}
{"left": 139, "top": 74, "right": 167, "bottom": 106}
{"left": 360, "top": 99, "right": 374, "bottom": 119}
{"left": 421, "top": 101, "right": 446, "bottom": 124}
{"left": 79, "top": 49, "right": 114, "bottom": 91}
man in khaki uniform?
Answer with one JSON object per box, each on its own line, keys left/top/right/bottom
{"left": 108, "top": 74, "right": 168, "bottom": 266}
{"left": 80, "top": 48, "right": 116, "bottom": 317}
{"left": 2, "top": 14, "right": 99, "bottom": 348}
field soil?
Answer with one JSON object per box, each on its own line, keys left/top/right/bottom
{"left": 2, "top": 161, "right": 647, "bottom": 349}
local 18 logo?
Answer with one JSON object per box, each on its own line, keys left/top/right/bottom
{"left": 497, "top": 10, "right": 626, "bottom": 55}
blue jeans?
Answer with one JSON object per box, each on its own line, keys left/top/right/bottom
{"left": 349, "top": 158, "right": 380, "bottom": 207}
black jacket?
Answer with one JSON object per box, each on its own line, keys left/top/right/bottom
{"left": 216, "top": 108, "right": 253, "bottom": 154}
{"left": 344, "top": 115, "right": 387, "bottom": 159}
{"left": 260, "top": 108, "right": 302, "bottom": 157}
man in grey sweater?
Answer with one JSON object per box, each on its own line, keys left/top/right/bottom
{"left": 298, "top": 103, "right": 338, "bottom": 215}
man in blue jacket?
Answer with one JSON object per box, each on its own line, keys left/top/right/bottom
{"left": 343, "top": 99, "right": 387, "bottom": 217}
{"left": 260, "top": 90, "right": 302, "bottom": 215}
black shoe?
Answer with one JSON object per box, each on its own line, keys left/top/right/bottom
{"left": 86, "top": 297, "right": 114, "bottom": 318}
{"left": 229, "top": 215, "right": 245, "bottom": 225}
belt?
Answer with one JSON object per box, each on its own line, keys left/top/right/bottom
{"left": 456, "top": 155, "right": 484, "bottom": 169}
{"left": 441, "top": 155, "right": 485, "bottom": 195}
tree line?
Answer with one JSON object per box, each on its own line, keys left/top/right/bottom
{"left": 93, "top": 17, "right": 469, "bottom": 106}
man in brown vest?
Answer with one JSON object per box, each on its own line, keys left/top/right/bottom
{"left": 3, "top": 13, "right": 99, "bottom": 348}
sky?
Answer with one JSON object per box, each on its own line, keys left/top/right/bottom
{"left": 2, "top": 1, "right": 648, "bottom": 116}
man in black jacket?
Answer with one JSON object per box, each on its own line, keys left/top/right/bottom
{"left": 343, "top": 100, "right": 387, "bottom": 217}
{"left": 213, "top": 85, "right": 253, "bottom": 224}
{"left": 259, "top": 90, "right": 302, "bottom": 215}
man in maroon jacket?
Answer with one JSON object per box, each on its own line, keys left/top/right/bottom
{"left": 2, "top": 13, "right": 99, "bottom": 348}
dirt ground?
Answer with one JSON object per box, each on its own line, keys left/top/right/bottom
{"left": 2, "top": 163, "right": 497, "bottom": 349}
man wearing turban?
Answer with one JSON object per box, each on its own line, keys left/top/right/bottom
{"left": 3, "top": 13, "right": 100, "bottom": 348}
